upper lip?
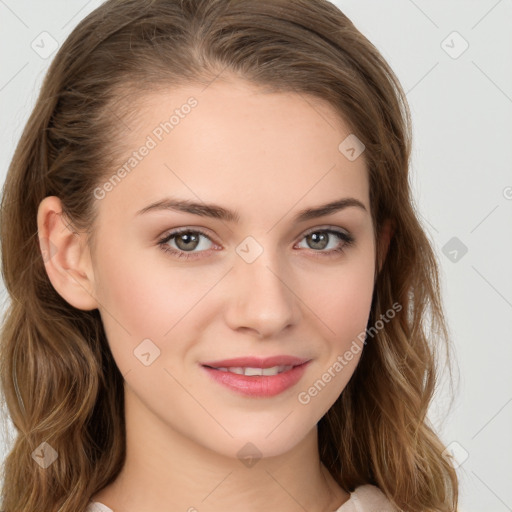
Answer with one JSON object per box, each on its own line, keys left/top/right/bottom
{"left": 201, "top": 355, "right": 311, "bottom": 369}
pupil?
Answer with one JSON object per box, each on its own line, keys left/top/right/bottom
{"left": 177, "top": 232, "right": 198, "bottom": 250}
{"left": 309, "top": 232, "right": 327, "bottom": 249}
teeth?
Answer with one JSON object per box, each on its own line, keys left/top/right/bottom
{"left": 245, "top": 367, "right": 263, "bottom": 376}
{"left": 214, "top": 365, "right": 293, "bottom": 376}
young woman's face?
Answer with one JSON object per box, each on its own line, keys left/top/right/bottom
{"left": 89, "top": 78, "right": 377, "bottom": 458}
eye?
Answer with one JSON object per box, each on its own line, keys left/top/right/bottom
{"left": 158, "top": 228, "right": 216, "bottom": 260}
{"left": 295, "top": 227, "right": 355, "bottom": 258}
{"left": 157, "top": 226, "right": 355, "bottom": 260}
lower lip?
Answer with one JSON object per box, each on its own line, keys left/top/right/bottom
{"left": 201, "top": 362, "right": 311, "bottom": 397}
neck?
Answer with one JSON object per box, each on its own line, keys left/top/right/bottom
{"left": 91, "top": 385, "right": 350, "bottom": 512}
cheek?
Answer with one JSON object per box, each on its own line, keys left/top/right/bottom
{"left": 295, "top": 258, "right": 375, "bottom": 416}
{"left": 93, "top": 244, "right": 218, "bottom": 368}
{"left": 93, "top": 246, "right": 175, "bottom": 370}
{"left": 314, "top": 251, "right": 375, "bottom": 345}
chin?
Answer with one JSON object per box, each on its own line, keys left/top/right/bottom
{"left": 200, "top": 421, "right": 316, "bottom": 462}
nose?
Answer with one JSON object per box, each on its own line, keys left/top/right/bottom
{"left": 223, "top": 248, "right": 302, "bottom": 339}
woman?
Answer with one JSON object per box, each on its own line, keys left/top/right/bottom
{"left": 0, "top": 0, "right": 458, "bottom": 511}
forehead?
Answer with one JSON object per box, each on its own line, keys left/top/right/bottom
{"left": 96, "top": 78, "right": 370, "bottom": 224}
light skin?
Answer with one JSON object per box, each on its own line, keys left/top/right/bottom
{"left": 37, "top": 76, "right": 391, "bottom": 512}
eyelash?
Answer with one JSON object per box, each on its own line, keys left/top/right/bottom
{"left": 157, "top": 226, "right": 355, "bottom": 261}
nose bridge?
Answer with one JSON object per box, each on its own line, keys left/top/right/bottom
{"left": 225, "top": 236, "right": 300, "bottom": 336}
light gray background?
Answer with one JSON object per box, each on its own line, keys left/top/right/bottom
{"left": 1, "top": 1, "right": 511, "bottom": 510}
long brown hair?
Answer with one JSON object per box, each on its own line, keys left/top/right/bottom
{"left": 0, "top": 0, "right": 458, "bottom": 510}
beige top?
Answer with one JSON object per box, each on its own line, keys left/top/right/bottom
{"left": 86, "top": 483, "right": 396, "bottom": 512}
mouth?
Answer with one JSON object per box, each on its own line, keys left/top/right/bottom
{"left": 200, "top": 355, "right": 311, "bottom": 397}
{"left": 201, "top": 355, "right": 310, "bottom": 370}
{"left": 203, "top": 365, "right": 295, "bottom": 376}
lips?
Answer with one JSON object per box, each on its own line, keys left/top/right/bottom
{"left": 201, "top": 355, "right": 310, "bottom": 369}
{"left": 200, "top": 355, "right": 312, "bottom": 397}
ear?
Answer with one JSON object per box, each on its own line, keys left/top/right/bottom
{"left": 376, "top": 218, "right": 394, "bottom": 276}
{"left": 37, "top": 196, "right": 98, "bottom": 311}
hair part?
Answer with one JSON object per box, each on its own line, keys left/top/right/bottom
{"left": 0, "top": 0, "right": 458, "bottom": 510}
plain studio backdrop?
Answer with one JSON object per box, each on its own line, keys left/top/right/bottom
{"left": 0, "top": 1, "right": 511, "bottom": 510}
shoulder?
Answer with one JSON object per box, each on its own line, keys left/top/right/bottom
{"left": 336, "top": 484, "right": 397, "bottom": 512}
{"left": 86, "top": 502, "right": 114, "bottom": 512}
{"left": 87, "top": 486, "right": 396, "bottom": 512}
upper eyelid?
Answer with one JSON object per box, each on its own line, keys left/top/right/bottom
{"left": 301, "top": 225, "right": 350, "bottom": 236}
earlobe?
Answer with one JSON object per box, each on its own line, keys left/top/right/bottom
{"left": 37, "top": 196, "right": 98, "bottom": 311}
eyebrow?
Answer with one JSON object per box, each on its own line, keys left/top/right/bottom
{"left": 135, "top": 196, "right": 367, "bottom": 223}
